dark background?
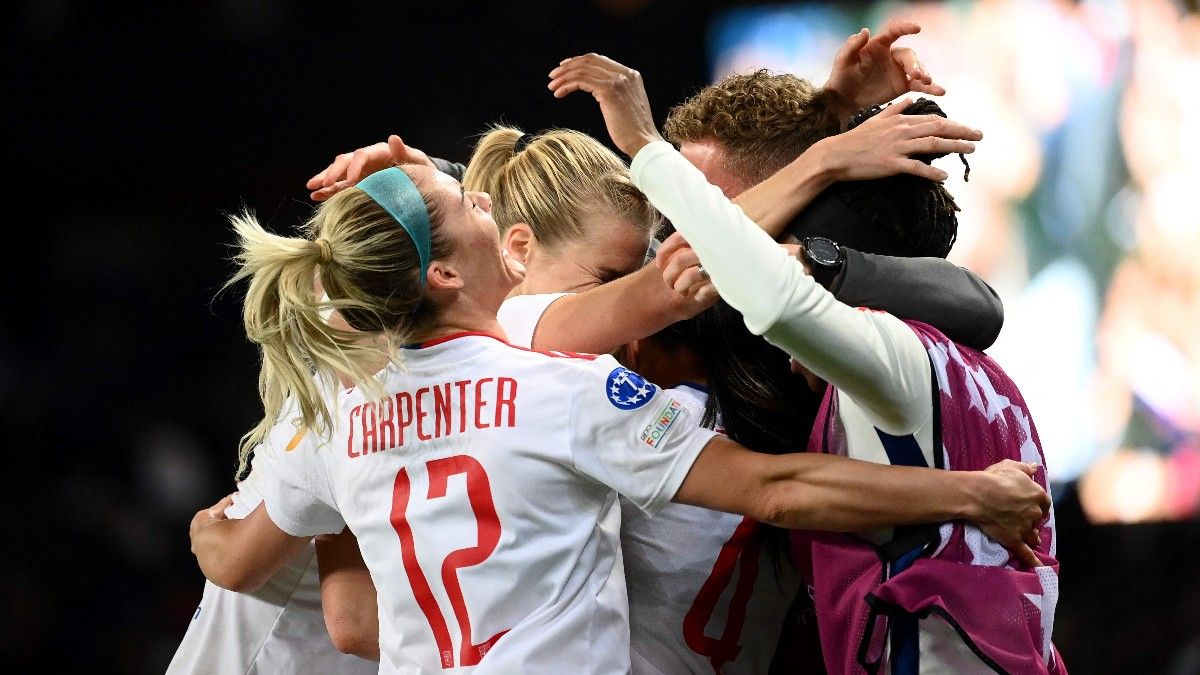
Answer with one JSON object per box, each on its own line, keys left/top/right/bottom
{"left": 6, "top": 1, "right": 1197, "bottom": 673}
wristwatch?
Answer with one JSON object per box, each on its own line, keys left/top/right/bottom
{"left": 800, "top": 236, "right": 844, "bottom": 289}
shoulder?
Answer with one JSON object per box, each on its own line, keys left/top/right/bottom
{"left": 480, "top": 332, "right": 606, "bottom": 367}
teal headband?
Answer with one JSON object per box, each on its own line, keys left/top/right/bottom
{"left": 357, "top": 167, "right": 433, "bottom": 286}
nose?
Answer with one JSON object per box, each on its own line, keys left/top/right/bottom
{"left": 472, "top": 191, "right": 492, "bottom": 213}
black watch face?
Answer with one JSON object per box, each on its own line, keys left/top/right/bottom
{"left": 806, "top": 237, "right": 841, "bottom": 267}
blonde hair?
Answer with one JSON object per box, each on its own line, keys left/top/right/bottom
{"left": 663, "top": 69, "right": 841, "bottom": 185}
{"left": 461, "top": 125, "right": 659, "bottom": 249}
{"left": 222, "top": 168, "right": 452, "bottom": 476}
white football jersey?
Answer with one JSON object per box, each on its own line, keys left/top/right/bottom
{"left": 263, "top": 332, "right": 719, "bottom": 674}
{"left": 621, "top": 385, "right": 801, "bottom": 675}
{"left": 495, "top": 291, "right": 568, "bottom": 348}
{"left": 168, "top": 411, "right": 376, "bottom": 675}
{"left": 497, "top": 291, "right": 633, "bottom": 672}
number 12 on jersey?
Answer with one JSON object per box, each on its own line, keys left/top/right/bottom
{"left": 392, "top": 455, "right": 509, "bottom": 668}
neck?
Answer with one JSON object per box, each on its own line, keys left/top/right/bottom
{"left": 412, "top": 295, "right": 509, "bottom": 344}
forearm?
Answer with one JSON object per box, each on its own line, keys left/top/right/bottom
{"left": 532, "top": 264, "right": 700, "bottom": 354}
{"left": 632, "top": 141, "right": 928, "bottom": 432}
{"left": 834, "top": 249, "right": 1004, "bottom": 350}
{"left": 191, "top": 503, "right": 311, "bottom": 593}
{"left": 761, "top": 452, "right": 985, "bottom": 531}
{"left": 192, "top": 518, "right": 281, "bottom": 592}
{"left": 731, "top": 149, "right": 834, "bottom": 240}
{"left": 317, "top": 531, "right": 380, "bottom": 661}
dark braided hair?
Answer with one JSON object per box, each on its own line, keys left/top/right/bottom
{"left": 794, "top": 97, "right": 965, "bottom": 259}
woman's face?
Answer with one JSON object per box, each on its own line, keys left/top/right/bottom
{"left": 427, "top": 171, "right": 526, "bottom": 300}
{"left": 512, "top": 209, "right": 650, "bottom": 295}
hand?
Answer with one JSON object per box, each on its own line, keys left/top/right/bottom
{"left": 305, "top": 134, "right": 435, "bottom": 202}
{"left": 654, "top": 232, "right": 721, "bottom": 308}
{"left": 971, "top": 460, "right": 1051, "bottom": 568}
{"left": 812, "top": 96, "right": 981, "bottom": 183}
{"left": 189, "top": 493, "right": 235, "bottom": 552}
{"left": 548, "top": 53, "right": 663, "bottom": 158}
{"left": 782, "top": 243, "right": 812, "bottom": 275}
{"left": 823, "top": 21, "right": 947, "bottom": 120}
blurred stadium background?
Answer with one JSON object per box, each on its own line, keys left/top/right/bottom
{"left": 8, "top": 0, "right": 1197, "bottom": 672}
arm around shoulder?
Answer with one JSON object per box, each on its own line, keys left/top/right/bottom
{"left": 834, "top": 248, "right": 1004, "bottom": 350}
{"left": 672, "top": 436, "right": 1048, "bottom": 565}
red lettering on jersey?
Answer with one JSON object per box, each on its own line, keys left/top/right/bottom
{"left": 347, "top": 405, "right": 361, "bottom": 458}
{"left": 433, "top": 383, "right": 452, "bottom": 438}
{"left": 377, "top": 396, "right": 396, "bottom": 451}
{"left": 454, "top": 380, "right": 470, "bottom": 433}
{"left": 396, "top": 392, "right": 414, "bottom": 447}
{"left": 350, "top": 376, "right": 519, "bottom": 459}
{"left": 495, "top": 377, "right": 517, "bottom": 428}
{"left": 426, "top": 456, "right": 508, "bottom": 665}
{"left": 392, "top": 468, "right": 455, "bottom": 667}
{"left": 391, "top": 456, "right": 509, "bottom": 668}
{"left": 362, "top": 402, "right": 379, "bottom": 455}
{"left": 474, "top": 378, "right": 494, "bottom": 429}
{"left": 415, "top": 387, "right": 432, "bottom": 442}
{"left": 683, "top": 517, "right": 762, "bottom": 671}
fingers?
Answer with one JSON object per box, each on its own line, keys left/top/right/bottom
{"left": 832, "top": 27, "right": 870, "bottom": 67}
{"left": 307, "top": 152, "right": 350, "bottom": 190}
{"left": 873, "top": 96, "right": 913, "bottom": 120}
{"left": 345, "top": 146, "right": 374, "bottom": 185}
{"left": 548, "top": 64, "right": 627, "bottom": 98}
{"left": 672, "top": 264, "right": 709, "bottom": 296}
{"left": 899, "top": 136, "right": 976, "bottom": 157}
{"left": 205, "top": 494, "right": 235, "bottom": 520}
{"left": 311, "top": 180, "right": 351, "bottom": 202}
{"left": 906, "top": 117, "right": 984, "bottom": 141}
{"left": 553, "top": 52, "right": 636, "bottom": 78}
{"left": 891, "top": 47, "right": 932, "bottom": 85}
{"left": 1037, "top": 486, "right": 1052, "bottom": 516}
{"left": 892, "top": 158, "right": 948, "bottom": 182}
{"left": 1012, "top": 541, "right": 1043, "bottom": 569}
{"left": 654, "top": 232, "right": 691, "bottom": 270}
{"left": 661, "top": 245, "right": 702, "bottom": 285}
{"left": 1024, "top": 522, "right": 1042, "bottom": 548}
{"left": 321, "top": 152, "right": 354, "bottom": 188}
{"left": 874, "top": 20, "right": 921, "bottom": 48}
{"left": 691, "top": 281, "right": 720, "bottom": 305}
{"left": 910, "top": 80, "right": 948, "bottom": 97}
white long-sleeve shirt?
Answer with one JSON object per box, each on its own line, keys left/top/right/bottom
{"left": 630, "top": 141, "right": 1006, "bottom": 672}
{"left": 630, "top": 140, "right": 932, "bottom": 438}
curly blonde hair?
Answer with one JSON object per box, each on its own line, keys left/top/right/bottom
{"left": 663, "top": 69, "right": 841, "bottom": 185}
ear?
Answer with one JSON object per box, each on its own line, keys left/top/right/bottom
{"left": 616, "top": 339, "right": 642, "bottom": 370}
{"left": 425, "top": 260, "right": 465, "bottom": 292}
{"left": 502, "top": 223, "right": 537, "bottom": 264}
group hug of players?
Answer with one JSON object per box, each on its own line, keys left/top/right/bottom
{"left": 170, "top": 23, "right": 1066, "bottom": 675}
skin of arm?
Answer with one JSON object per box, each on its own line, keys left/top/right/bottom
{"left": 527, "top": 157, "right": 835, "bottom": 354}
{"left": 530, "top": 262, "right": 708, "bottom": 353}
{"left": 316, "top": 529, "right": 380, "bottom": 661}
{"left": 189, "top": 500, "right": 313, "bottom": 593}
{"left": 674, "top": 436, "right": 1048, "bottom": 565}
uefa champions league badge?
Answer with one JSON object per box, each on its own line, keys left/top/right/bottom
{"left": 606, "top": 367, "right": 658, "bottom": 411}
